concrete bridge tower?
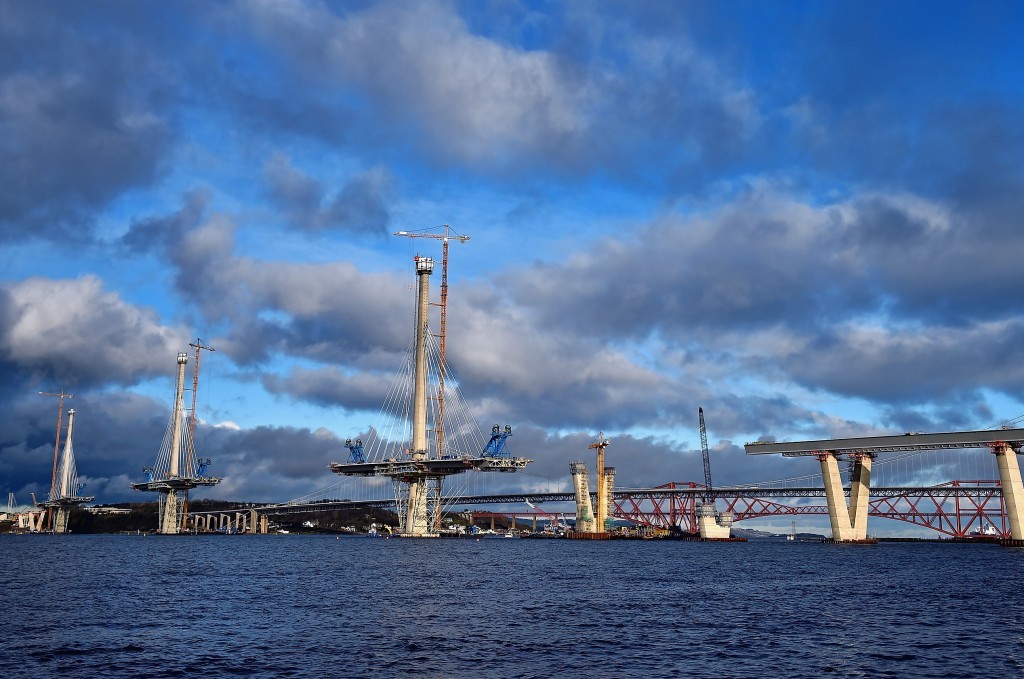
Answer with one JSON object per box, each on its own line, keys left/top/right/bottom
{"left": 569, "top": 461, "right": 597, "bottom": 532}
{"left": 42, "top": 408, "right": 94, "bottom": 533}
{"left": 131, "top": 351, "right": 222, "bottom": 534}
{"left": 404, "top": 255, "right": 434, "bottom": 536}
{"left": 328, "top": 235, "right": 532, "bottom": 537}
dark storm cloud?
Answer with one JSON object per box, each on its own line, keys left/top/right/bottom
{"left": 223, "top": 86, "right": 357, "bottom": 148}
{"left": 843, "top": 192, "right": 1024, "bottom": 324}
{"left": 120, "top": 191, "right": 211, "bottom": 254}
{"left": 879, "top": 393, "right": 998, "bottom": 437}
{"left": 0, "top": 2, "right": 175, "bottom": 241}
{"left": 0, "top": 386, "right": 346, "bottom": 504}
{"left": 784, "top": 322, "right": 1024, "bottom": 404}
{"left": 262, "top": 155, "right": 393, "bottom": 236}
{"left": 1, "top": 390, "right": 169, "bottom": 505}
{"left": 200, "top": 423, "right": 342, "bottom": 488}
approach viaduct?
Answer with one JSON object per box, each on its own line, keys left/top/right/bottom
{"left": 745, "top": 428, "right": 1024, "bottom": 543}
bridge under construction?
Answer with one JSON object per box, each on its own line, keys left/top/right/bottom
{"left": 182, "top": 479, "right": 1010, "bottom": 539}
{"left": 328, "top": 228, "right": 531, "bottom": 537}
{"left": 131, "top": 349, "right": 222, "bottom": 534}
{"left": 745, "top": 428, "right": 1024, "bottom": 543}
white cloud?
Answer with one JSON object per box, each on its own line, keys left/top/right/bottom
{"left": 2, "top": 276, "right": 184, "bottom": 385}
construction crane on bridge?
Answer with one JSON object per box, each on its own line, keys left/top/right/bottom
{"left": 394, "top": 225, "right": 470, "bottom": 459}
{"left": 698, "top": 407, "right": 714, "bottom": 509}
{"left": 183, "top": 338, "right": 215, "bottom": 525}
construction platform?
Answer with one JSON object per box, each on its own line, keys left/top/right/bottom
{"left": 329, "top": 456, "right": 529, "bottom": 477}
{"left": 130, "top": 476, "right": 222, "bottom": 492}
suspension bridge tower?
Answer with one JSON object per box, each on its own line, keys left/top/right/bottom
{"left": 330, "top": 229, "right": 531, "bottom": 537}
{"left": 131, "top": 351, "right": 222, "bottom": 534}
{"left": 40, "top": 408, "right": 94, "bottom": 533}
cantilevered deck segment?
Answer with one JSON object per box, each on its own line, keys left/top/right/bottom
{"left": 329, "top": 456, "right": 530, "bottom": 477}
{"left": 744, "top": 428, "right": 1024, "bottom": 456}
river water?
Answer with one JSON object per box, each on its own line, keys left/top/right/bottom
{"left": 2, "top": 535, "right": 1022, "bottom": 678}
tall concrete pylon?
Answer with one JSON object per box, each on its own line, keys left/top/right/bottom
{"left": 160, "top": 353, "right": 189, "bottom": 534}
{"left": 404, "top": 255, "right": 434, "bottom": 537}
{"left": 590, "top": 433, "right": 611, "bottom": 531}
{"left": 817, "top": 451, "right": 874, "bottom": 542}
{"left": 44, "top": 408, "right": 94, "bottom": 533}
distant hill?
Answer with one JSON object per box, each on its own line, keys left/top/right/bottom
{"left": 731, "top": 526, "right": 826, "bottom": 540}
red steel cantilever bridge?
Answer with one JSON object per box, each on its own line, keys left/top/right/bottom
{"left": 606, "top": 481, "right": 1007, "bottom": 538}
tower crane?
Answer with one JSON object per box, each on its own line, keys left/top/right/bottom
{"left": 698, "top": 407, "right": 714, "bottom": 509}
{"left": 183, "top": 337, "right": 215, "bottom": 526}
{"left": 394, "top": 225, "right": 470, "bottom": 459}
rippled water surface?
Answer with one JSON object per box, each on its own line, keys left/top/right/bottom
{"left": 3, "top": 535, "right": 1023, "bottom": 678}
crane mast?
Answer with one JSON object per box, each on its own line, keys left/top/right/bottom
{"left": 699, "top": 407, "right": 713, "bottom": 504}
{"left": 183, "top": 337, "right": 215, "bottom": 526}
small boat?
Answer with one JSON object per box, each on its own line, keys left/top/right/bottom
{"left": 969, "top": 522, "right": 999, "bottom": 537}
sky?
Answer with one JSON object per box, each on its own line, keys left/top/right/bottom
{"left": 3, "top": 0, "right": 1024, "bottom": 534}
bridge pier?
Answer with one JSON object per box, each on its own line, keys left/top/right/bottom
{"left": 697, "top": 504, "right": 733, "bottom": 538}
{"left": 569, "top": 461, "right": 597, "bottom": 532}
{"left": 849, "top": 453, "right": 873, "bottom": 535}
{"left": 993, "top": 443, "right": 1024, "bottom": 539}
{"left": 817, "top": 452, "right": 874, "bottom": 542}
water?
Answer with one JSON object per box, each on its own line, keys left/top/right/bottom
{"left": 2, "top": 536, "right": 1022, "bottom": 678}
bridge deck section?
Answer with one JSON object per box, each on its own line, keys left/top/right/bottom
{"left": 744, "top": 428, "right": 1024, "bottom": 457}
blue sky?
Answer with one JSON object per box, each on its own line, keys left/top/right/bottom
{"left": 2, "top": 1, "right": 1024, "bottom": 535}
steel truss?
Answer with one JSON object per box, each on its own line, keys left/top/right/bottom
{"left": 612, "top": 481, "right": 1007, "bottom": 538}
